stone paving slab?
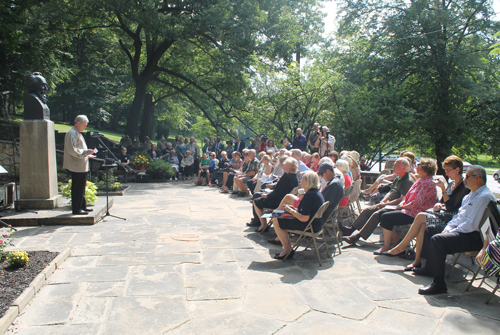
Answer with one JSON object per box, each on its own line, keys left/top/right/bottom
{"left": 5, "top": 182, "right": 500, "bottom": 334}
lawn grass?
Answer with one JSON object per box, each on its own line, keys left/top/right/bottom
{"left": 475, "top": 154, "right": 499, "bottom": 174}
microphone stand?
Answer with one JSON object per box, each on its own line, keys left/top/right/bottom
{"left": 93, "top": 135, "right": 126, "bottom": 223}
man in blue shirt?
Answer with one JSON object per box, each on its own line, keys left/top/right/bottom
{"left": 416, "top": 165, "right": 497, "bottom": 295}
{"left": 292, "top": 128, "right": 307, "bottom": 151}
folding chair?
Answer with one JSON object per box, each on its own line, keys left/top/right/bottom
{"left": 337, "top": 185, "right": 353, "bottom": 227}
{"left": 322, "top": 205, "right": 342, "bottom": 256}
{"left": 349, "top": 179, "right": 362, "bottom": 216}
{"left": 283, "top": 201, "right": 330, "bottom": 266}
{"left": 446, "top": 201, "right": 500, "bottom": 299}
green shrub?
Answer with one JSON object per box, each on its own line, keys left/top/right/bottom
{"left": 146, "top": 160, "right": 175, "bottom": 180}
{"left": 59, "top": 180, "right": 98, "bottom": 205}
{"left": 6, "top": 250, "right": 29, "bottom": 267}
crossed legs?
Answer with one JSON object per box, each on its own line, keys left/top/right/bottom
{"left": 387, "top": 213, "right": 427, "bottom": 267}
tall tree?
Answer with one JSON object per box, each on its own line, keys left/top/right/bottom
{"left": 336, "top": 0, "right": 500, "bottom": 172}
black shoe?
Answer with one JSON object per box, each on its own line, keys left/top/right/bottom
{"left": 268, "top": 238, "right": 282, "bottom": 246}
{"left": 339, "top": 225, "right": 355, "bottom": 236}
{"left": 404, "top": 263, "right": 421, "bottom": 272}
{"left": 238, "top": 192, "right": 249, "bottom": 197}
{"left": 274, "top": 250, "right": 295, "bottom": 260}
{"left": 82, "top": 208, "right": 93, "bottom": 212}
{"left": 246, "top": 221, "right": 260, "bottom": 227}
{"left": 255, "top": 226, "right": 270, "bottom": 233}
{"left": 379, "top": 250, "right": 405, "bottom": 257}
{"left": 413, "top": 267, "right": 433, "bottom": 277}
{"left": 342, "top": 233, "right": 360, "bottom": 245}
{"left": 418, "top": 282, "right": 447, "bottom": 295}
{"left": 73, "top": 210, "right": 88, "bottom": 215}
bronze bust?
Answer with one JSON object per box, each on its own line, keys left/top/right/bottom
{"left": 24, "top": 72, "right": 50, "bottom": 120}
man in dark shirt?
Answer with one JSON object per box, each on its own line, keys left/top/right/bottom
{"left": 249, "top": 157, "right": 299, "bottom": 228}
{"left": 317, "top": 163, "right": 344, "bottom": 221}
{"left": 234, "top": 136, "right": 245, "bottom": 153}
{"left": 292, "top": 128, "right": 307, "bottom": 151}
{"left": 342, "top": 158, "right": 414, "bottom": 244}
{"left": 118, "top": 147, "right": 132, "bottom": 183}
{"left": 360, "top": 157, "right": 370, "bottom": 171}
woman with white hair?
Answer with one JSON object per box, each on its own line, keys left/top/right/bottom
{"left": 272, "top": 171, "right": 325, "bottom": 260}
{"left": 336, "top": 159, "right": 352, "bottom": 208}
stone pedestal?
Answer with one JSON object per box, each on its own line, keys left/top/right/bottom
{"left": 16, "top": 120, "right": 62, "bottom": 209}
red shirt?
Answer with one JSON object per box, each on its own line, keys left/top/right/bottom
{"left": 339, "top": 174, "right": 352, "bottom": 207}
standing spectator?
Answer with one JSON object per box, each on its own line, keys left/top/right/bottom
{"left": 212, "top": 136, "right": 225, "bottom": 159}
{"left": 175, "top": 137, "right": 188, "bottom": 164}
{"left": 226, "top": 140, "right": 234, "bottom": 158}
{"left": 157, "top": 135, "right": 167, "bottom": 152}
{"left": 315, "top": 126, "right": 336, "bottom": 157}
{"left": 260, "top": 137, "right": 267, "bottom": 153}
{"left": 202, "top": 138, "right": 211, "bottom": 155}
{"left": 309, "top": 123, "right": 320, "bottom": 153}
{"left": 292, "top": 128, "right": 307, "bottom": 151}
{"left": 266, "top": 139, "right": 279, "bottom": 155}
{"left": 180, "top": 150, "right": 194, "bottom": 180}
{"left": 63, "top": 115, "right": 95, "bottom": 215}
{"left": 255, "top": 135, "right": 262, "bottom": 153}
{"left": 360, "top": 156, "right": 370, "bottom": 171}
{"left": 187, "top": 136, "right": 200, "bottom": 175}
{"left": 143, "top": 136, "right": 152, "bottom": 151}
{"left": 132, "top": 135, "right": 141, "bottom": 148}
{"left": 234, "top": 136, "right": 245, "bottom": 153}
{"left": 174, "top": 135, "right": 180, "bottom": 147}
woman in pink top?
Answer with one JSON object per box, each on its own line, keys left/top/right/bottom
{"left": 336, "top": 159, "right": 352, "bottom": 207}
{"left": 375, "top": 158, "right": 438, "bottom": 254}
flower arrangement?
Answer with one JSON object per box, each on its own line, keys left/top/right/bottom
{"left": 6, "top": 250, "right": 29, "bottom": 267}
{"left": 133, "top": 154, "right": 150, "bottom": 169}
{"left": 0, "top": 226, "right": 16, "bottom": 261}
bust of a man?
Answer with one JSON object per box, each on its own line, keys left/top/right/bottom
{"left": 24, "top": 72, "right": 50, "bottom": 120}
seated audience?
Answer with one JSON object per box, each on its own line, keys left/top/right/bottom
{"left": 360, "top": 157, "right": 370, "bottom": 171}
{"left": 250, "top": 157, "right": 299, "bottom": 230}
{"left": 336, "top": 159, "right": 352, "bottom": 208}
{"left": 148, "top": 144, "right": 160, "bottom": 160}
{"left": 383, "top": 155, "right": 470, "bottom": 271}
{"left": 415, "top": 165, "right": 496, "bottom": 295}
{"left": 220, "top": 151, "right": 243, "bottom": 193}
{"left": 310, "top": 153, "right": 320, "bottom": 172}
{"left": 167, "top": 150, "right": 180, "bottom": 180}
{"left": 195, "top": 152, "right": 211, "bottom": 186}
{"left": 348, "top": 151, "right": 361, "bottom": 181}
{"left": 476, "top": 227, "right": 500, "bottom": 278}
{"left": 341, "top": 158, "right": 414, "bottom": 244}
{"left": 233, "top": 149, "right": 260, "bottom": 197}
{"left": 157, "top": 136, "right": 167, "bottom": 152}
{"left": 247, "top": 154, "right": 272, "bottom": 194}
{"left": 180, "top": 150, "right": 194, "bottom": 180}
{"left": 374, "top": 158, "right": 438, "bottom": 254}
{"left": 272, "top": 172, "right": 325, "bottom": 259}
{"left": 143, "top": 136, "right": 152, "bottom": 151}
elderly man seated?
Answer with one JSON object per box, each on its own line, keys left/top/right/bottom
{"left": 341, "top": 158, "right": 414, "bottom": 244}
{"left": 248, "top": 158, "right": 299, "bottom": 231}
{"left": 233, "top": 149, "right": 260, "bottom": 197}
{"left": 291, "top": 149, "right": 312, "bottom": 180}
{"left": 415, "top": 165, "right": 497, "bottom": 295}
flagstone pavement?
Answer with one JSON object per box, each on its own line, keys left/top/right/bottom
{"left": 5, "top": 182, "right": 500, "bottom": 334}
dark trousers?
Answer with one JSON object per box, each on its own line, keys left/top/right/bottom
{"left": 181, "top": 165, "right": 193, "bottom": 177}
{"left": 423, "top": 224, "right": 483, "bottom": 285}
{"left": 246, "top": 179, "right": 257, "bottom": 194}
{"left": 71, "top": 171, "right": 87, "bottom": 214}
{"left": 379, "top": 210, "right": 414, "bottom": 230}
{"left": 353, "top": 206, "right": 394, "bottom": 240}
{"left": 193, "top": 158, "right": 200, "bottom": 175}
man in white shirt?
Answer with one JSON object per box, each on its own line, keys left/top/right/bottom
{"left": 416, "top": 165, "right": 497, "bottom": 295}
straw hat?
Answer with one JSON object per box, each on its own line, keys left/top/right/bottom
{"left": 348, "top": 151, "right": 360, "bottom": 163}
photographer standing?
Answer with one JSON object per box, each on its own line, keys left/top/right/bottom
{"left": 315, "top": 126, "right": 336, "bottom": 157}
{"left": 309, "top": 123, "right": 320, "bottom": 154}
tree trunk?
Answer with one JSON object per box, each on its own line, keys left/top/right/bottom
{"left": 139, "top": 93, "right": 155, "bottom": 142}
{"left": 125, "top": 77, "right": 148, "bottom": 137}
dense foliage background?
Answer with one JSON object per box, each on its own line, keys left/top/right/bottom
{"left": 1, "top": 0, "right": 500, "bottom": 169}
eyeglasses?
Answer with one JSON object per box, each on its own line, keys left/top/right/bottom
{"left": 465, "top": 174, "right": 477, "bottom": 179}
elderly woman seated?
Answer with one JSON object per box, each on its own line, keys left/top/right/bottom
{"left": 381, "top": 155, "right": 470, "bottom": 270}
{"left": 374, "top": 158, "right": 438, "bottom": 254}
{"left": 336, "top": 159, "right": 352, "bottom": 208}
{"left": 220, "top": 151, "right": 243, "bottom": 193}
{"left": 271, "top": 171, "right": 325, "bottom": 260}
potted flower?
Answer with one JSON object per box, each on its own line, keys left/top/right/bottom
{"left": 133, "top": 154, "right": 150, "bottom": 172}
